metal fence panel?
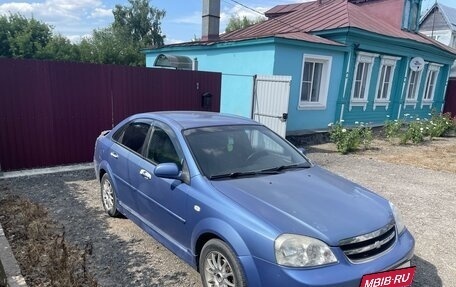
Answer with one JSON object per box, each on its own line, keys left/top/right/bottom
{"left": 0, "top": 58, "right": 221, "bottom": 171}
{"left": 444, "top": 78, "right": 456, "bottom": 117}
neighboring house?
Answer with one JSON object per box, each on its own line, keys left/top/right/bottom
{"left": 420, "top": 2, "right": 456, "bottom": 48}
{"left": 419, "top": 2, "right": 456, "bottom": 116}
{"left": 144, "top": 0, "right": 456, "bottom": 136}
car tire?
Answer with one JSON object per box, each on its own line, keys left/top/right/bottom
{"left": 199, "top": 239, "right": 246, "bottom": 287}
{"left": 100, "top": 173, "right": 121, "bottom": 217}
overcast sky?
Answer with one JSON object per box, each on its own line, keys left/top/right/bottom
{"left": 0, "top": 0, "right": 453, "bottom": 44}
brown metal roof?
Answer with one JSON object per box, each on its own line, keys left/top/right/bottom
{"left": 220, "top": 0, "right": 348, "bottom": 42}
{"left": 274, "top": 32, "right": 345, "bottom": 45}
{"left": 220, "top": 0, "right": 456, "bottom": 53}
{"left": 264, "top": 2, "right": 315, "bottom": 18}
{"left": 159, "top": 31, "right": 343, "bottom": 49}
{"left": 157, "top": 0, "right": 456, "bottom": 53}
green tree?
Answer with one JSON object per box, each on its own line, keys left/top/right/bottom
{"left": 225, "top": 15, "right": 265, "bottom": 33}
{"left": 0, "top": 16, "right": 11, "bottom": 57}
{"left": 0, "top": 14, "right": 52, "bottom": 58}
{"left": 79, "top": 27, "right": 144, "bottom": 66}
{"left": 36, "top": 34, "right": 81, "bottom": 61}
{"left": 78, "top": 38, "right": 97, "bottom": 63}
{"left": 0, "top": 0, "right": 166, "bottom": 66}
{"left": 112, "top": 0, "right": 166, "bottom": 48}
{"left": 79, "top": 0, "right": 166, "bottom": 66}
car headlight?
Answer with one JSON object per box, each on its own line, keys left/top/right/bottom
{"left": 389, "top": 202, "right": 405, "bottom": 234}
{"left": 275, "top": 234, "right": 337, "bottom": 267}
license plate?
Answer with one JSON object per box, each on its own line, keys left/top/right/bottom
{"left": 360, "top": 266, "right": 416, "bottom": 287}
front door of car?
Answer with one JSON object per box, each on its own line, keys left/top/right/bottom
{"left": 128, "top": 122, "right": 191, "bottom": 247}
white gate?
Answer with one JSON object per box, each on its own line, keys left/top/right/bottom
{"left": 252, "top": 75, "right": 291, "bottom": 138}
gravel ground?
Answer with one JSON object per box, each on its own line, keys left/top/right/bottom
{"left": 309, "top": 151, "right": 455, "bottom": 287}
{"left": 0, "top": 171, "right": 202, "bottom": 287}
{"left": 1, "top": 143, "right": 455, "bottom": 286}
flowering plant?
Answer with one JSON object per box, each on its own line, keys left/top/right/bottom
{"left": 427, "top": 112, "right": 454, "bottom": 138}
{"left": 328, "top": 121, "right": 372, "bottom": 154}
{"left": 384, "top": 112, "right": 455, "bottom": 144}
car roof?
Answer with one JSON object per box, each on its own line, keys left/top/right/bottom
{"left": 133, "top": 111, "right": 260, "bottom": 130}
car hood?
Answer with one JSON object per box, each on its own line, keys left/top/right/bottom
{"left": 210, "top": 166, "right": 393, "bottom": 246}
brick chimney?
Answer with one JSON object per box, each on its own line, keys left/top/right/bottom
{"left": 202, "top": 0, "right": 220, "bottom": 41}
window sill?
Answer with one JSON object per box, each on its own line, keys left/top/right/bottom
{"left": 373, "top": 100, "right": 390, "bottom": 110}
{"left": 421, "top": 100, "right": 434, "bottom": 108}
{"left": 404, "top": 100, "right": 418, "bottom": 109}
{"left": 298, "top": 103, "right": 327, "bottom": 110}
{"left": 349, "top": 100, "right": 368, "bottom": 111}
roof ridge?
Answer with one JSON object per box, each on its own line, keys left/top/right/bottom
{"left": 419, "top": 3, "right": 436, "bottom": 24}
{"left": 420, "top": 2, "right": 456, "bottom": 27}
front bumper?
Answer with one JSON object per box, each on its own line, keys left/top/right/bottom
{"left": 245, "top": 229, "right": 415, "bottom": 287}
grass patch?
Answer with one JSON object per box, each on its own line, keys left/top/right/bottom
{"left": 0, "top": 196, "right": 98, "bottom": 287}
{"left": 365, "top": 139, "right": 456, "bottom": 174}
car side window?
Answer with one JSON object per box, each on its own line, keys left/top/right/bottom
{"left": 146, "top": 123, "right": 190, "bottom": 183}
{"left": 119, "top": 122, "right": 150, "bottom": 154}
{"left": 147, "top": 126, "right": 180, "bottom": 166}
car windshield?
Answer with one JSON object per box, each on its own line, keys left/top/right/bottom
{"left": 183, "top": 125, "right": 310, "bottom": 179}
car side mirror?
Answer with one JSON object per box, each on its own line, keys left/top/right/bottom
{"left": 154, "top": 163, "right": 182, "bottom": 180}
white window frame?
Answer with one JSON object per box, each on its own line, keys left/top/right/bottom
{"left": 374, "top": 56, "right": 401, "bottom": 110}
{"left": 405, "top": 63, "right": 424, "bottom": 109}
{"left": 451, "top": 34, "right": 456, "bottom": 48}
{"left": 298, "top": 54, "right": 332, "bottom": 110}
{"left": 421, "top": 63, "right": 442, "bottom": 108}
{"left": 350, "top": 52, "right": 378, "bottom": 111}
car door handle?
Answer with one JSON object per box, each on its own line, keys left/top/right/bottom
{"left": 139, "top": 169, "right": 152, "bottom": 180}
{"left": 110, "top": 152, "right": 119, "bottom": 159}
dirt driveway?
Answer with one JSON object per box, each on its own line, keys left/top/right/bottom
{"left": 1, "top": 137, "right": 455, "bottom": 286}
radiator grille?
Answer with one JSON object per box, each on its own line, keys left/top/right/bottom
{"left": 339, "top": 222, "right": 396, "bottom": 263}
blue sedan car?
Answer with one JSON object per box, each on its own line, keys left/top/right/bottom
{"left": 93, "top": 111, "right": 414, "bottom": 287}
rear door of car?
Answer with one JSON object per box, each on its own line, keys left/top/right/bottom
{"left": 110, "top": 120, "right": 152, "bottom": 211}
{"left": 128, "top": 120, "right": 191, "bottom": 247}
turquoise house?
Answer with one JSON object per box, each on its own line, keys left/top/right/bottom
{"left": 144, "top": 0, "right": 456, "bottom": 135}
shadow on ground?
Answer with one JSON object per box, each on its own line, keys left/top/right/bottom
{"left": 305, "top": 146, "right": 339, "bottom": 154}
{"left": 412, "top": 255, "right": 442, "bottom": 287}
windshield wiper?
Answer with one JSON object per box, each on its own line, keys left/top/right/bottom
{"left": 209, "top": 171, "right": 258, "bottom": 180}
{"left": 261, "top": 163, "right": 311, "bottom": 173}
{"left": 209, "top": 164, "right": 310, "bottom": 179}
{"left": 209, "top": 169, "right": 281, "bottom": 180}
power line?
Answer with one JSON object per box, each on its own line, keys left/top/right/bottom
{"left": 224, "top": 0, "right": 266, "bottom": 17}
{"left": 222, "top": 0, "right": 305, "bottom": 33}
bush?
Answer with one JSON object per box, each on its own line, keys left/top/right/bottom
{"left": 384, "top": 112, "right": 456, "bottom": 144}
{"left": 358, "top": 123, "right": 373, "bottom": 149}
{"left": 428, "top": 112, "right": 454, "bottom": 138}
{"left": 329, "top": 122, "right": 373, "bottom": 154}
{"left": 405, "top": 119, "right": 426, "bottom": 144}
{"left": 384, "top": 119, "right": 403, "bottom": 142}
